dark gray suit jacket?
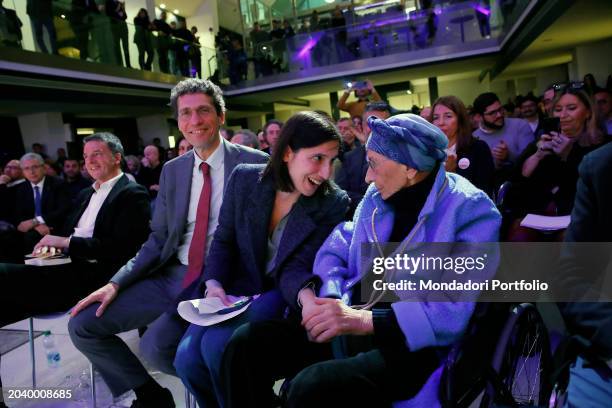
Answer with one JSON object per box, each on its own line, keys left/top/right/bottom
{"left": 111, "top": 139, "right": 268, "bottom": 288}
{"left": 201, "top": 163, "right": 349, "bottom": 310}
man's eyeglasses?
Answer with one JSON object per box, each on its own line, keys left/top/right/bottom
{"left": 483, "top": 106, "right": 504, "bottom": 117}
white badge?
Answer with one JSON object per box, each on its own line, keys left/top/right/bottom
{"left": 458, "top": 157, "right": 470, "bottom": 170}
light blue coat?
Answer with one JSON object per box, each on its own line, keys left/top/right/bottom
{"left": 314, "top": 167, "right": 501, "bottom": 407}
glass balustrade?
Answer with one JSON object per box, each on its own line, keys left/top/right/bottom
{"left": 0, "top": 0, "right": 215, "bottom": 79}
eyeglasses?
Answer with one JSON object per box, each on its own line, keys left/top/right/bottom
{"left": 22, "top": 165, "right": 43, "bottom": 171}
{"left": 483, "top": 106, "right": 504, "bottom": 117}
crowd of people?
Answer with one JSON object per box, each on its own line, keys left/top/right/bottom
{"left": 0, "top": 1, "right": 203, "bottom": 77}
{"left": 0, "top": 74, "right": 611, "bottom": 408}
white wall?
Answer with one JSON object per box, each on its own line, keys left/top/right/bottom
{"left": 569, "top": 38, "right": 612, "bottom": 85}
{"left": 17, "top": 113, "right": 68, "bottom": 160}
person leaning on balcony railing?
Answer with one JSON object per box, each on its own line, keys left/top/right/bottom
{"left": 0, "top": 0, "right": 23, "bottom": 48}
{"left": 133, "top": 8, "right": 155, "bottom": 70}
{"left": 337, "top": 80, "right": 382, "bottom": 120}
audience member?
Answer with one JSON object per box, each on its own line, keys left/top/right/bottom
{"left": 337, "top": 80, "right": 382, "bottom": 120}
{"left": 174, "top": 111, "right": 349, "bottom": 407}
{"left": 31, "top": 142, "right": 48, "bottom": 159}
{"left": 336, "top": 117, "right": 358, "bottom": 155}
{"left": 227, "top": 38, "right": 247, "bottom": 85}
{"left": 230, "top": 129, "right": 259, "bottom": 149}
{"left": 173, "top": 20, "right": 195, "bottom": 77}
{"left": 250, "top": 22, "right": 272, "bottom": 78}
{"left": 133, "top": 8, "right": 155, "bottom": 70}
{"left": 0, "top": 0, "right": 22, "bottom": 48}
{"left": 223, "top": 113, "right": 500, "bottom": 408}
{"left": 177, "top": 137, "right": 193, "bottom": 156}
{"left": 557, "top": 142, "right": 612, "bottom": 407}
{"left": 432, "top": 96, "right": 495, "bottom": 195}
{"left": 0, "top": 133, "right": 151, "bottom": 398}
{"left": 472, "top": 92, "right": 533, "bottom": 182}
{"left": 71, "top": 0, "right": 101, "bottom": 61}
{"left": 153, "top": 11, "right": 172, "bottom": 73}
{"left": 220, "top": 127, "right": 234, "bottom": 141}
{"left": 594, "top": 87, "right": 612, "bottom": 135}
{"left": 0, "top": 159, "right": 24, "bottom": 188}
{"left": 125, "top": 154, "right": 145, "bottom": 184}
{"left": 335, "top": 101, "right": 391, "bottom": 216}
{"left": 508, "top": 86, "right": 605, "bottom": 241}
{"left": 106, "top": 0, "right": 130, "bottom": 68}
{"left": 68, "top": 79, "right": 268, "bottom": 408}
{"left": 55, "top": 147, "right": 68, "bottom": 168}
{"left": 518, "top": 92, "right": 543, "bottom": 137}
{"left": 420, "top": 106, "right": 432, "bottom": 121}
{"left": 190, "top": 26, "right": 202, "bottom": 79}
{"left": 26, "top": 0, "right": 57, "bottom": 54}
{"left": 263, "top": 119, "right": 283, "bottom": 155}
{"left": 141, "top": 144, "right": 164, "bottom": 198}
{"left": 542, "top": 85, "right": 556, "bottom": 117}
{"left": 257, "top": 130, "right": 269, "bottom": 152}
{"left": 0, "top": 153, "right": 71, "bottom": 261}
{"left": 0, "top": 159, "right": 24, "bottom": 221}
{"left": 63, "top": 158, "right": 91, "bottom": 203}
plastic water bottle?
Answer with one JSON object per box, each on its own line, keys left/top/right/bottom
{"left": 42, "top": 331, "right": 61, "bottom": 368}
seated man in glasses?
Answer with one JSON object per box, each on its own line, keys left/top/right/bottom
{"left": 472, "top": 92, "right": 534, "bottom": 184}
{"left": 0, "top": 153, "right": 71, "bottom": 262}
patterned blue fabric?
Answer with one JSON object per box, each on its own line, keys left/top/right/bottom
{"left": 366, "top": 113, "right": 448, "bottom": 171}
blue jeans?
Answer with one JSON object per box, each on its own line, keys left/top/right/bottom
{"left": 566, "top": 356, "right": 612, "bottom": 407}
{"left": 173, "top": 289, "right": 287, "bottom": 408}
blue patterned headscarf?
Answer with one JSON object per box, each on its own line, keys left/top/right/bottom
{"left": 366, "top": 113, "right": 448, "bottom": 171}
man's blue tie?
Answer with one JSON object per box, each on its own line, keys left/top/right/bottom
{"left": 34, "top": 185, "right": 42, "bottom": 218}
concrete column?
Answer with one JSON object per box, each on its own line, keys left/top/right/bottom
{"left": 136, "top": 115, "right": 171, "bottom": 148}
{"left": 17, "top": 113, "right": 68, "bottom": 161}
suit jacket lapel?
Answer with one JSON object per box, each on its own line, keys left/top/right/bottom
{"left": 94, "top": 175, "right": 129, "bottom": 231}
{"left": 245, "top": 174, "right": 276, "bottom": 271}
{"left": 175, "top": 151, "right": 195, "bottom": 234}
{"left": 275, "top": 195, "right": 318, "bottom": 269}
{"left": 66, "top": 187, "right": 95, "bottom": 231}
{"left": 222, "top": 139, "right": 241, "bottom": 194}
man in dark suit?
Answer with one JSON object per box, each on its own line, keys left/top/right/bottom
{"left": 0, "top": 153, "right": 71, "bottom": 262}
{"left": 335, "top": 102, "right": 390, "bottom": 216}
{"left": 0, "top": 133, "right": 151, "bottom": 400}
{"left": 69, "top": 79, "right": 268, "bottom": 407}
{"left": 557, "top": 142, "right": 612, "bottom": 406}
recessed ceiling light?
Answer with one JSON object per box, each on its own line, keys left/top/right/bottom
{"left": 160, "top": 4, "right": 166, "bottom": 9}
{"left": 174, "top": 9, "right": 179, "bottom": 14}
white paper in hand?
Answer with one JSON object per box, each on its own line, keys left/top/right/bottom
{"left": 177, "top": 296, "right": 255, "bottom": 327}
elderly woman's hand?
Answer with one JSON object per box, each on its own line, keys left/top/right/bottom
{"left": 301, "top": 297, "right": 373, "bottom": 343}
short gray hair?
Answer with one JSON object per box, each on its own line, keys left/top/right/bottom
{"left": 233, "top": 129, "right": 259, "bottom": 149}
{"left": 83, "top": 132, "right": 125, "bottom": 159}
{"left": 170, "top": 78, "right": 226, "bottom": 119}
{"left": 20, "top": 152, "right": 44, "bottom": 165}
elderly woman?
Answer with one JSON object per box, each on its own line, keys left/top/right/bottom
{"left": 223, "top": 114, "right": 501, "bottom": 408}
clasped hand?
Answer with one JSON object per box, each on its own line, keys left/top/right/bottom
{"left": 301, "top": 297, "right": 373, "bottom": 343}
